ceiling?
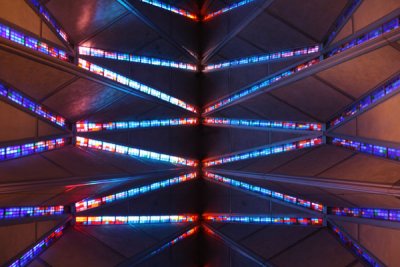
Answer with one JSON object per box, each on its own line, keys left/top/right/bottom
{"left": 1, "top": 0, "right": 400, "bottom": 266}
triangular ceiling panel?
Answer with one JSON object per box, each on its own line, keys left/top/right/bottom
{"left": 352, "top": 0, "right": 400, "bottom": 32}
{"left": 344, "top": 93, "right": 400, "bottom": 144}
{"left": 45, "top": 0, "right": 128, "bottom": 44}
{"left": 0, "top": 101, "right": 39, "bottom": 142}
{"left": 0, "top": 0, "right": 41, "bottom": 36}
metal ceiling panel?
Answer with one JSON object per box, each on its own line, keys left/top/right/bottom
{"left": 237, "top": 93, "right": 315, "bottom": 121}
{"left": 80, "top": 13, "right": 159, "bottom": 53}
{"left": 79, "top": 180, "right": 199, "bottom": 215}
{"left": 203, "top": 126, "right": 306, "bottom": 158}
{"left": 236, "top": 12, "right": 316, "bottom": 54}
{"left": 84, "top": 56, "right": 198, "bottom": 104}
{"left": 45, "top": 0, "right": 127, "bottom": 44}
{"left": 125, "top": 0, "right": 200, "bottom": 58}
{"left": 0, "top": 0, "right": 41, "bottom": 36}
{"left": 356, "top": 93, "right": 400, "bottom": 143}
{"left": 272, "top": 145, "right": 355, "bottom": 177}
{"left": 0, "top": 154, "right": 71, "bottom": 183}
{"left": 268, "top": 0, "right": 348, "bottom": 42}
{"left": 0, "top": 101, "right": 37, "bottom": 142}
{"left": 39, "top": 146, "right": 127, "bottom": 177}
{"left": 203, "top": 57, "right": 305, "bottom": 104}
{"left": 84, "top": 126, "right": 199, "bottom": 159}
{"left": 38, "top": 120, "right": 66, "bottom": 137}
{"left": 218, "top": 147, "right": 315, "bottom": 172}
{"left": 0, "top": 187, "right": 65, "bottom": 207}
{"left": 40, "top": 227, "right": 126, "bottom": 266}
{"left": 203, "top": 0, "right": 266, "bottom": 58}
{"left": 316, "top": 45, "right": 400, "bottom": 99}
{"left": 42, "top": 78, "right": 124, "bottom": 121}
{"left": 325, "top": 188, "right": 400, "bottom": 208}
{"left": 269, "top": 229, "right": 356, "bottom": 266}
{"left": 330, "top": 118, "right": 357, "bottom": 136}
{"left": 203, "top": 232, "right": 260, "bottom": 267}
{"left": 240, "top": 225, "right": 319, "bottom": 260}
{"left": 270, "top": 76, "right": 354, "bottom": 121}
{"left": 318, "top": 153, "right": 400, "bottom": 185}
{"left": 353, "top": 0, "right": 400, "bottom": 32}
{"left": 0, "top": 50, "right": 76, "bottom": 101}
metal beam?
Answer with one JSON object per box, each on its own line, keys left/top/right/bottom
{"left": 117, "top": 0, "right": 198, "bottom": 63}
{"left": 202, "top": 223, "right": 274, "bottom": 267}
{"left": 328, "top": 215, "right": 400, "bottom": 230}
{"left": 117, "top": 224, "right": 198, "bottom": 266}
{"left": 202, "top": 0, "right": 275, "bottom": 63}
{"left": 203, "top": 28, "right": 400, "bottom": 115}
{"left": 208, "top": 169, "right": 400, "bottom": 196}
{"left": 0, "top": 40, "right": 191, "bottom": 114}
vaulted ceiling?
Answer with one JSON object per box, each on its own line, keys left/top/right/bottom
{"left": 1, "top": 0, "right": 400, "bottom": 266}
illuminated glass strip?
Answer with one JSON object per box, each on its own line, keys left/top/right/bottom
{"left": 75, "top": 172, "right": 197, "bottom": 212}
{"left": 203, "top": 214, "right": 323, "bottom": 226}
{"left": 327, "top": 16, "right": 400, "bottom": 57}
{"left": 78, "top": 59, "right": 198, "bottom": 113}
{"left": 329, "top": 223, "right": 383, "bottom": 267}
{"left": 0, "top": 206, "right": 64, "bottom": 219}
{"left": 0, "top": 23, "right": 69, "bottom": 62}
{"left": 203, "top": 58, "right": 320, "bottom": 113}
{"left": 329, "top": 75, "right": 400, "bottom": 128}
{"left": 139, "top": 0, "right": 198, "bottom": 21}
{"left": 203, "top": 137, "right": 322, "bottom": 167}
{"left": 330, "top": 137, "right": 400, "bottom": 161}
{"left": 78, "top": 46, "right": 197, "bottom": 71}
{"left": 0, "top": 82, "right": 66, "bottom": 127}
{"left": 204, "top": 45, "right": 319, "bottom": 71}
{"left": 150, "top": 226, "right": 199, "bottom": 256}
{"left": 204, "top": 172, "right": 324, "bottom": 212}
{"left": 75, "top": 215, "right": 198, "bottom": 225}
{"left": 204, "top": 117, "right": 322, "bottom": 131}
{"left": 76, "top": 136, "right": 197, "bottom": 167}
{"left": 9, "top": 224, "right": 65, "bottom": 267}
{"left": 0, "top": 138, "right": 66, "bottom": 161}
{"left": 28, "top": 0, "right": 70, "bottom": 44}
{"left": 325, "top": 0, "right": 362, "bottom": 45}
{"left": 76, "top": 118, "right": 198, "bottom": 132}
{"left": 204, "top": 16, "right": 400, "bottom": 114}
{"left": 329, "top": 207, "right": 400, "bottom": 222}
{"left": 203, "top": 0, "right": 256, "bottom": 21}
